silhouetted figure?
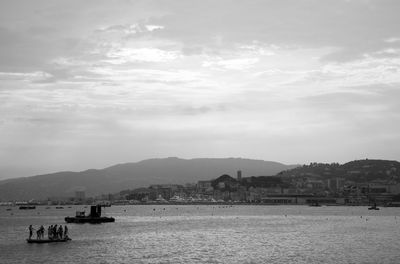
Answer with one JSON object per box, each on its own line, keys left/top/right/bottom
{"left": 58, "top": 225, "right": 63, "bottom": 239}
{"left": 64, "top": 225, "right": 68, "bottom": 239}
{"left": 39, "top": 225, "right": 45, "bottom": 239}
{"left": 53, "top": 225, "right": 58, "bottom": 239}
{"left": 36, "top": 225, "right": 44, "bottom": 239}
{"left": 47, "top": 225, "right": 51, "bottom": 239}
{"left": 28, "top": 225, "right": 34, "bottom": 239}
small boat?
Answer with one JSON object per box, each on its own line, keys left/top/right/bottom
{"left": 98, "top": 201, "right": 111, "bottom": 207}
{"left": 26, "top": 237, "right": 71, "bottom": 244}
{"left": 55, "top": 206, "right": 64, "bottom": 209}
{"left": 309, "top": 201, "right": 321, "bottom": 207}
{"left": 19, "top": 206, "right": 36, "bottom": 210}
{"left": 368, "top": 203, "right": 380, "bottom": 210}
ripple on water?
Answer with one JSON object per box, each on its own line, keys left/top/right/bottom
{"left": 1, "top": 205, "right": 400, "bottom": 264}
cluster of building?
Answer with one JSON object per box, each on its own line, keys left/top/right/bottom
{"left": 107, "top": 170, "right": 400, "bottom": 206}
{"left": 5, "top": 161, "right": 400, "bottom": 207}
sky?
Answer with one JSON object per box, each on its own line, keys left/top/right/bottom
{"left": 1, "top": 0, "right": 400, "bottom": 179}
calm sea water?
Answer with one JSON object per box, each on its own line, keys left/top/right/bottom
{"left": 0, "top": 205, "right": 399, "bottom": 264}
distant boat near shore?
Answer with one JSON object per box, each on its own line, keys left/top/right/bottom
{"left": 19, "top": 206, "right": 36, "bottom": 210}
{"left": 368, "top": 203, "right": 380, "bottom": 210}
{"left": 309, "top": 201, "right": 322, "bottom": 207}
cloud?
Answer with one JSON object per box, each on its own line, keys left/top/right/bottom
{"left": 0, "top": 71, "right": 52, "bottom": 82}
{"left": 1, "top": 0, "right": 400, "bottom": 177}
{"left": 97, "top": 23, "right": 164, "bottom": 35}
{"left": 203, "top": 58, "right": 259, "bottom": 70}
{"left": 105, "top": 47, "right": 181, "bottom": 63}
{"left": 145, "top": 25, "right": 164, "bottom": 32}
{"left": 149, "top": 0, "right": 400, "bottom": 59}
{"left": 87, "top": 67, "right": 205, "bottom": 83}
{"left": 384, "top": 37, "right": 400, "bottom": 43}
{"left": 299, "top": 84, "right": 400, "bottom": 120}
{"left": 304, "top": 56, "right": 400, "bottom": 88}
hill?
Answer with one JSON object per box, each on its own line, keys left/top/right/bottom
{"left": 277, "top": 159, "right": 400, "bottom": 183}
{"left": 0, "top": 157, "right": 298, "bottom": 200}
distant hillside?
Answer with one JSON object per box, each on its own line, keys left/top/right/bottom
{"left": 0, "top": 157, "right": 298, "bottom": 200}
{"left": 277, "top": 159, "right": 400, "bottom": 183}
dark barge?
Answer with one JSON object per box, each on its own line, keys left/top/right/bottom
{"left": 65, "top": 205, "right": 115, "bottom": 224}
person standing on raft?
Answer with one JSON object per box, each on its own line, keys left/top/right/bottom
{"left": 64, "top": 225, "right": 68, "bottom": 239}
{"left": 28, "top": 225, "right": 34, "bottom": 239}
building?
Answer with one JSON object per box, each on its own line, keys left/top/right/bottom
{"left": 197, "top": 181, "right": 213, "bottom": 193}
{"left": 327, "top": 178, "right": 345, "bottom": 191}
{"left": 388, "top": 183, "right": 400, "bottom": 194}
{"left": 237, "top": 170, "right": 242, "bottom": 181}
{"left": 261, "top": 195, "right": 345, "bottom": 205}
{"left": 75, "top": 190, "right": 86, "bottom": 202}
{"left": 149, "top": 184, "right": 183, "bottom": 200}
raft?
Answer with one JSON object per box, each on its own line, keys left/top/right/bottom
{"left": 26, "top": 237, "right": 71, "bottom": 244}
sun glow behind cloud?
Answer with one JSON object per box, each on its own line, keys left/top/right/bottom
{"left": 0, "top": 0, "right": 400, "bottom": 178}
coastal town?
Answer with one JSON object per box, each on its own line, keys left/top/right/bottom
{"left": 109, "top": 162, "right": 400, "bottom": 206}
{"left": 3, "top": 159, "right": 400, "bottom": 208}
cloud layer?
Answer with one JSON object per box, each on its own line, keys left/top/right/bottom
{"left": 1, "top": 0, "right": 400, "bottom": 179}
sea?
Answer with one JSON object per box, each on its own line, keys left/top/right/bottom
{"left": 1, "top": 205, "right": 399, "bottom": 264}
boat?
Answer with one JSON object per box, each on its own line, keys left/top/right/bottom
{"left": 55, "top": 206, "right": 64, "bottom": 209}
{"left": 368, "top": 203, "right": 380, "bottom": 210}
{"left": 98, "top": 201, "right": 111, "bottom": 207}
{"left": 65, "top": 205, "right": 115, "bottom": 224}
{"left": 155, "top": 195, "right": 168, "bottom": 204}
{"left": 19, "top": 205, "right": 36, "bottom": 210}
{"left": 169, "top": 195, "right": 185, "bottom": 203}
{"left": 26, "top": 237, "right": 71, "bottom": 244}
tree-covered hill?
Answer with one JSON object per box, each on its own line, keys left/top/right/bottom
{"left": 277, "top": 159, "right": 400, "bottom": 183}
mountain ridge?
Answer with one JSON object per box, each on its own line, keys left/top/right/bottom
{"left": 0, "top": 157, "right": 298, "bottom": 200}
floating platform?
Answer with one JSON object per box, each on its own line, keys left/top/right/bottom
{"left": 65, "top": 216, "right": 115, "bottom": 224}
{"left": 26, "top": 237, "right": 71, "bottom": 244}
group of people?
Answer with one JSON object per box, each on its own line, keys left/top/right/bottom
{"left": 28, "top": 224, "right": 69, "bottom": 240}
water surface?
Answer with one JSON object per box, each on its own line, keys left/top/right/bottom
{"left": 1, "top": 205, "right": 399, "bottom": 263}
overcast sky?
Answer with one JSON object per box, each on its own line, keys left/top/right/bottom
{"left": 1, "top": 0, "right": 400, "bottom": 179}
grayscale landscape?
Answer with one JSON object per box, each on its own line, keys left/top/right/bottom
{"left": 1, "top": 1, "right": 400, "bottom": 263}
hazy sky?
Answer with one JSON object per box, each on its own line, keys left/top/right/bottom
{"left": 1, "top": 0, "right": 400, "bottom": 179}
